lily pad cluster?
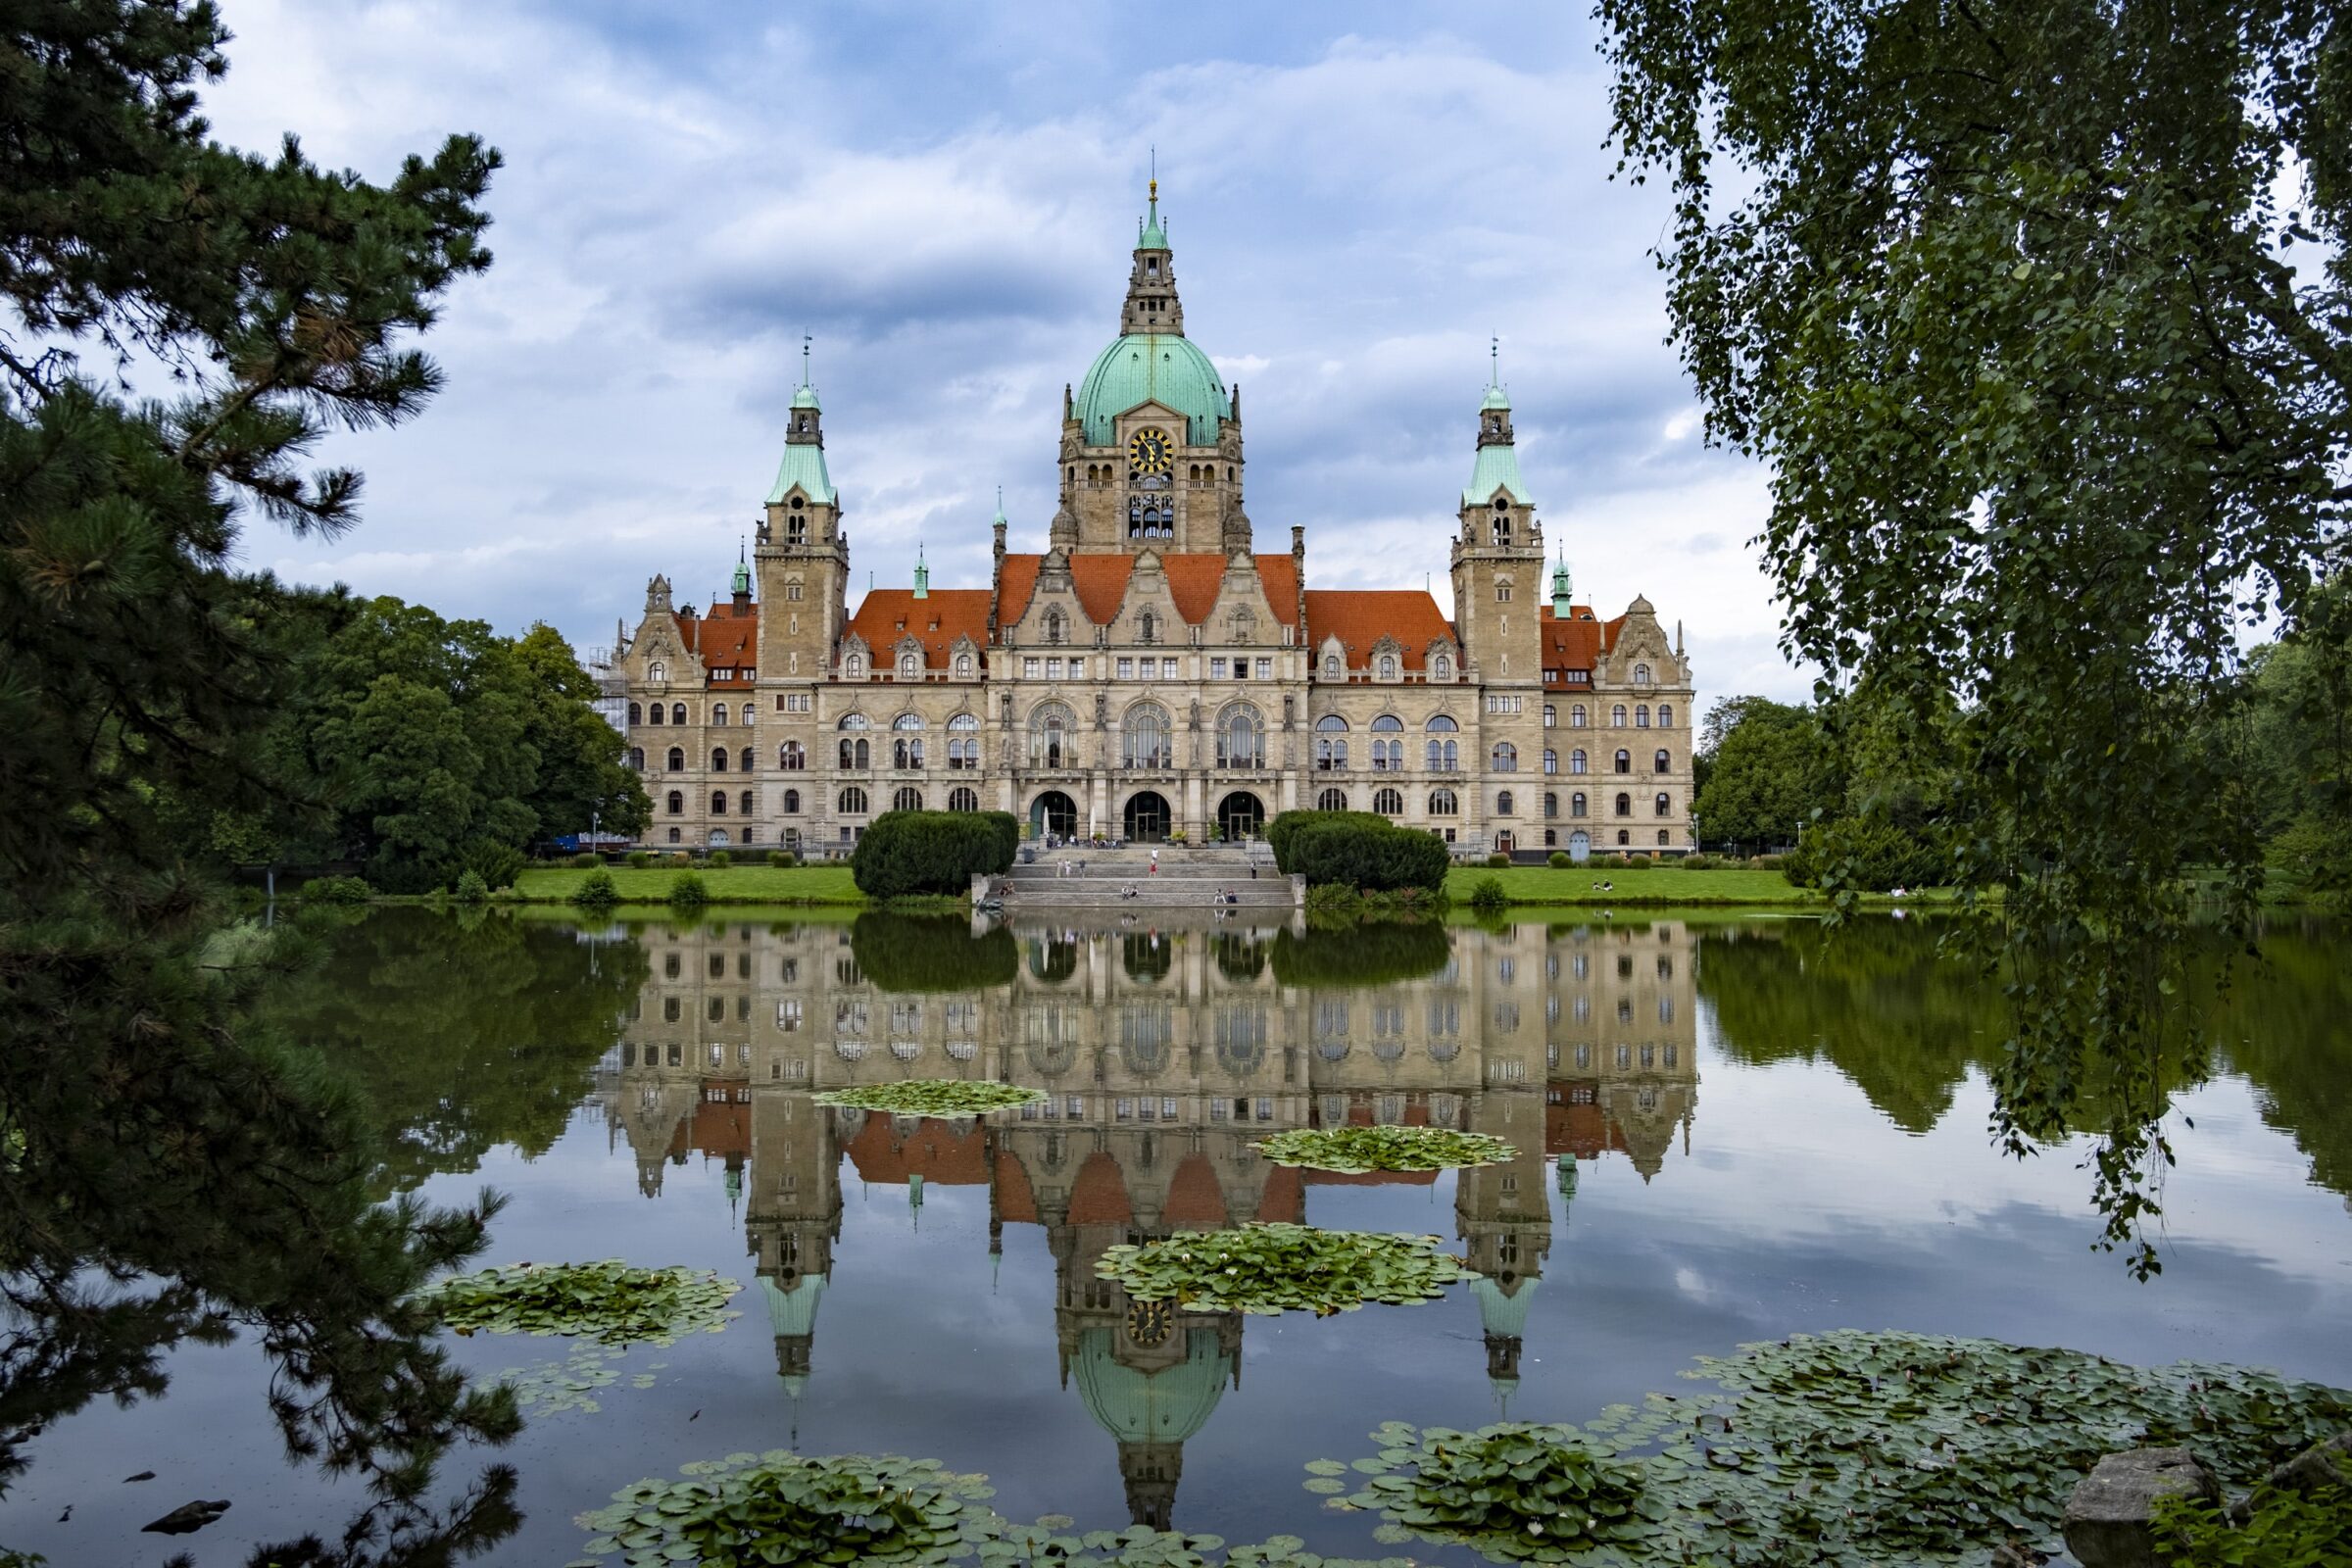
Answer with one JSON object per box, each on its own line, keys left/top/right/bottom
{"left": 415, "top": 1259, "right": 740, "bottom": 1347}
{"left": 501, "top": 1346, "right": 665, "bottom": 1416}
{"left": 1311, "top": 1331, "right": 2352, "bottom": 1566}
{"left": 1098, "top": 1223, "right": 1472, "bottom": 1316}
{"left": 811, "top": 1079, "right": 1046, "bottom": 1116}
{"left": 574, "top": 1451, "right": 993, "bottom": 1568}
{"left": 1252, "top": 1125, "right": 1515, "bottom": 1174}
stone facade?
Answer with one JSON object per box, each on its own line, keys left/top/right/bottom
{"left": 614, "top": 185, "right": 1698, "bottom": 858}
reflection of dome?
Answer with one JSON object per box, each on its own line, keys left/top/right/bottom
{"left": 1074, "top": 335, "right": 1230, "bottom": 446}
{"left": 762, "top": 1275, "right": 827, "bottom": 1339}
{"left": 1071, "top": 1326, "right": 1231, "bottom": 1445}
{"left": 1473, "top": 1275, "right": 1538, "bottom": 1339}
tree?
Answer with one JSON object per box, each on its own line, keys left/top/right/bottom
{"left": 1692, "top": 697, "right": 1840, "bottom": 850}
{"left": 1597, "top": 0, "right": 2350, "bottom": 1273}
{"left": 0, "top": 4, "right": 514, "bottom": 1559}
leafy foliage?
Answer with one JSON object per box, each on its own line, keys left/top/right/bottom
{"left": 570, "top": 868, "right": 617, "bottom": 908}
{"left": 1366, "top": 1426, "right": 1655, "bottom": 1560}
{"left": 851, "top": 913, "right": 1020, "bottom": 991}
{"left": 2155, "top": 1452, "right": 2352, "bottom": 1567}
{"left": 1266, "top": 922, "right": 1449, "bottom": 988}
{"left": 1595, "top": 0, "right": 2352, "bottom": 1274}
{"left": 1098, "top": 1224, "right": 1472, "bottom": 1316}
{"left": 853, "top": 809, "right": 1021, "bottom": 898}
{"left": 812, "top": 1080, "right": 1046, "bottom": 1116}
{"left": 1275, "top": 814, "right": 1449, "bottom": 894}
{"left": 576, "top": 1451, "right": 996, "bottom": 1568}
{"left": 1252, "top": 1126, "right": 1515, "bottom": 1175}
{"left": 1465, "top": 875, "right": 1507, "bottom": 913}
{"left": 413, "top": 1259, "right": 738, "bottom": 1347}
{"left": 665, "top": 870, "right": 708, "bottom": 908}
{"left": 1321, "top": 1331, "right": 2352, "bottom": 1566}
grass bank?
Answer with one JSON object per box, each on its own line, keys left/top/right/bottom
{"left": 1444, "top": 864, "right": 1953, "bottom": 907}
{"left": 513, "top": 864, "right": 867, "bottom": 906}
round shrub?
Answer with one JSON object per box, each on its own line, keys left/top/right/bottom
{"left": 1548, "top": 850, "right": 1571, "bottom": 868}
{"left": 772, "top": 850, "right": 799, "bottom": 867}
{"left": 1683, "top": 853, "right": 1717, "bottom": 870}
{"left": 708, "top": 850, "right": 731, "bottom": 869}
{"left": 627, "top": 850, "right": 652, "bottom": 868}
{"left": 1467, "top": 875, "right": 1508, "bottom": 913}
{"left": 1751, "top": 853, "right": 1787, "bottom": 871}
{"left": 851, "top": 809, "right": 1019, "bottom": 898}
{"left": 668, "top": 871, "right": 709, "bottom": 908}
{"left": 1485, "top": 852, "right": 1511, "bottom": 868}
{"left": 453, "top": 869, "right": 489, "bottom": 903}
{"left": 299, "top": 875, "right": 372, "bottom": 905}
{"left": 1281, "top": 816, "right": 1448, "bottom": 894}
{"left": 569, "top": 851, "right": 601, "bottom": 869}
{"left": 570, "top": 868, "right": 618, "bottom": 908}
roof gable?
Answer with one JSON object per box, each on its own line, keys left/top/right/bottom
{"left": 843, "top": 589, "right": 992, "bottom": 672}
{"left": 1302, "top": 590, "right": 1456, "bottom": 671}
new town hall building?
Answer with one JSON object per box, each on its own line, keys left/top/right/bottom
{"left": 616, "top": 186, "right": 1696, "bottom": 858}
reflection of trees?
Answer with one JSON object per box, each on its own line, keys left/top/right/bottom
{"left": 849, "top": 913, "right": 1018, "bottom": 991}
{"left": 1267, "top": 922, "right": 1450, "bottom": 988}
{"left": 2205, "top": 918, "right": 2352, "bottom": 1200}
{"left": 1696, "top": 919, "right": 1993, "bottom": 1132}
{"left": 260, "top": 907, "right": 649, "bottom": 1195}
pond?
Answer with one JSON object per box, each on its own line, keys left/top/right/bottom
{"left": 3, "top": 907, "right": 2348, "bottom": 1564}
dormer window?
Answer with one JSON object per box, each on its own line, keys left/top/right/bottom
{"left": 1378, "top": 655, "right": 1396, "bottom": 680}
{"left": 899, "top": 653, "right": 919, "bottom": 678}
{"left": 1433, "top": 655, "right": 1452, "bottom": 679}
{"left": 648, "top": 661, "right": 665, "bottom": 683}
{"left": 845, "top": 654, "right": 864, "bottom": 678}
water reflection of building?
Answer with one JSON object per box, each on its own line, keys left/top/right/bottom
{"left": 596, "top": 916, "right": 1698, "bottom": 1523}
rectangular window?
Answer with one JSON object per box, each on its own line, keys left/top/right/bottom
{"left": 1117, "top": 658, "right": 1133, "bottom": 679}
{"left": 1023, "top": 658, "right": 1040, "bottom": 678}
{"left": 1068, "top": 657, "right": 1084, "bottom": 679}
{"left": 1254, "top": 1097, "right": 1274, "bottom": 1121}
{"left": 1211, "top": 658, "right": 1228, "bottom": 678}
{"left": 1068, "top": 1095, "right": 1085, "bottom": 1117}
{"left": 1254, "top": 658, "right": 1271, "bottom": 679}
{"left": 1162, "top": 1097, "right": 1179, "bottom": 1120}
{"left": 1115, "top": 1098, "right": 1134, "bottom": 1121}
{"left": 1046, "top": 658, "right": 1062, "bottom": 679}
{"left": 1162, "top": 658, "right": 1179, "bottom": 680}
{"left": 1209, "top": 1099, "right": 1229, "bottom": 1121}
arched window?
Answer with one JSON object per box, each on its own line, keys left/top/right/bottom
{"left": 1425, "top": 714, "right": 1457, "bottom": 732}
{"left": 740, "top": 789, "right": 754, "bottom": 816}
{"left": 948, "top": 786, "right": 978, "bottom": 811}
{"left": 1634, "top": 662, "right": 1652, "bottom": 685}
{"left": 1216, "top": 705, "right": 1264, "bottom": 768}
{"left": 891, "top": 712, "right": 924, "bottom": 770}
{"left": 1636, "top": 704, "right": 1650, "bottom": 727}
{"left": 1496, "top": 790, "right": 1515, "bottom": 814}
{"left": 1123, "top": 704, "right": 1170, "bottom": 769}
{"left": 783, "top": 789, "right": 801, "bottom": 813}
{"left": 1378, "top": 654, "right": 1396, "bottom": 679}
{"left": 1615, "top": 793, "right": 1632, "bottom": 817}
{"left": 1544, "top": 792, "right": 1557, "bottom": 818}
{"left": 713, "top": 703, "right": 728, "bottom": 725}
{"left": 956, "top": 653, "right": 973, "bottom": 677}
{"left": 846, "top": 653, "right": 865, "bottom": 678}
{"left": 667, "top": 827, "right": 681, "bottom": 843}
{"left": 627, "top": 701, "right": 642, "bottom": 725}
{"left": 898, "top": 652, "right": 919, "bottom": 678}
{"left": 1044, "top": 608, "right": 1066, "bottom": 646}
{"left": 1659, "top": 829, "right": 1671, "bottom": 846}
{"left": 1544, "top": 748, "right": 1557, "bottom": 774}
{"left": 1571, "top": 704, "right": 1588, "bottom": 727}
{"left": 666, "top": 790, "right": 683, "bottom": 815}
{"left": 1321, "top": 651, "right": 1341, "bottom": 679}
{"left": 894, "top": 786, "right": 923, "bottom": 811}
{"left": 711, "top": 749, "right": 728, "bottom": 772}
{"left": 1615, "top": 749, "right": 1632, "bottom": 773}
{"left": 1607, "top": 704, "right": 1624, "bottom": 726}
{"left": 1428, "top": 788, "right": 1459, "bottom": 816}
{"left": 1543, "top": 704, "right": 1555, "bottom": 727}
{"left": 839, "top": 736, "right": 869, "bottom": 768}
{"left": 627, "top": 747, "right": 644, "bottom": 769}
{"left": 738, "top": 746, "right": 755, "bottom": 771}
{"left": 1373, "top": 787, "right": 1404, "bottom": 815}
{"left": 1029, "top": 702, "right": 1074, "bottom": 768}
{"left": 1433, "top": 654, "right": 1452, "bottom": 679}
{"left": 839, "top": 786, "right": 869, "bottom": 815}
{"left": 1315, "top": 713, "right": 1348, "bottom": 771}
{"left": 1369, "top": 713, "right": 1404, "bottom": 771}
{"left": 1492, "top": 742, "right": 1517, "bottom": 772}
{"left": 741, "top": 705, "right": 754, "bottom": 726}
{"left": 1572, "top": 791, "right": 1588, "bottom": 817}
{"left": 948, "top": 711, "right": 980, "bottom": 770}
{"left": 1655, "top": 792, "right": 1672, "bottom": 816}
{"left": 1139, "top": 612, "right": 1157, "bottom": 645}
{"left": 648, "top": 662, "right": 666, "bottom": 684}
{"left": 710, "top": 791, "right": 727, "bottom": 814}
{"left": 666, "top": 746, "right": 685, "bottom": 770}
{"left": 1658, "top": 703, "right": 1675, "bottom": 728}
{"left": 1570, "top": 748, "right": 1588, "bottom": 774}
{"left": 1317, "top": 787, "right": 1348, "bottom": 811}
{"left": 1654, "top": 749, "right": 1671, "bottom": 773}
{"left": 780, "top": 741, "right": 806, "bottom": 770}
{"left": 670, "top": 703, "right": 687, "bottom": 725}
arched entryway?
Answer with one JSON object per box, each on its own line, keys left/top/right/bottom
{"left": 1216, "top": 791, "right": 1265, "bottom": 842}
{"left": 1123, "top": 790, "right": 1173, "bottom": 843}
{"left": 1567, "top": 830, "right": 1592, "bottom": 863}
{"left": 1031, "top": 790, "right": 1079, "bottom": 840}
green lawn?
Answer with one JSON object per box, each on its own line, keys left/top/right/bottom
{"left": 1446, "top": 864, "right": 1819, "bottom": 906}
{"left": 514, "top": 864, "right": 866, "bottom": 905}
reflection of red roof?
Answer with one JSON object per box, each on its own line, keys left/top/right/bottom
{"left": 1545, "top": 1082, "right": 1628, "bottom": 1160}
{"left": 842, "top": 589, "right": 993, "bottom": 673}
{"left": 1164, "top": 1154, "right": 1229, "bottom": 1229}
{"left": 996, "top": 553, "right": 1303, "bottom": 631}
{"left": 689, "top": 1091, "right": 750, "bottom": 1158}
{"left": 674, "top": 603, "right": 758, "bottom": 679}
{"left": 1304, "top": 591, "right": 1458, "bottom": 672}
{"left": 994, "top": 1150, "right": 1038, "bottom": 1225}
{"left": 1067, "top": 1151, "right": 1132, "bottom": 1226}
{"left": 1255, "top": 1163, "right": 1303, "bottom": 1223}
{"left": 843, "top": 1113, "right": 991, "bottom": 1185}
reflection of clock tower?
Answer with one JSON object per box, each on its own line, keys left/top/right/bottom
{"left": 748, "top": 1087, "right": 842, "bottom": 1393}
{"left": 1060, "top": 183, "right": 1250, "bottom": 556}
{"left": 1456, "top": 1085, "right": 1551, "bottom": 1406}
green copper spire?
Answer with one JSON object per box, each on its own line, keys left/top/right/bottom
{"left": 1464, "top": 342, "right": 1532, "bottom": 508}
{"left": 791, "top": 332, "right": 820, "bottom": 411}
{"left": 1551, "top": 548, "right": 1572, "bottom": 616}
{"left": 768, "top": 333, "right": 837, "bottom": 506}
{"left": 1139, "top": 172, "right": 1166, "bottom": 250}
{"left": 912, "top": 541, "right": 929, "bottom": 600}
{"left": 732, "top": 540, "right": 752, "bottom": 598}
{"left": 1481, "top": 335, "right": 1511, "bottom": 412}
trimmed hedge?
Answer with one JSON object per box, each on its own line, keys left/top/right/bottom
{"left": 1282, "top": 816, "right": 1449, "bottom": 894}
{"left": 1266, "top": 809, "right": 1389, "bottom": 872}
{"left": 852, "top": 809, "right": 1020, "bottom": 898}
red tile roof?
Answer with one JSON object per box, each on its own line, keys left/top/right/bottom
{"left": 842, "top": 1111, "right": 991, "bottom": 1185}
{"left": 675, "top": 604, "right": 759, "bottom": 680}
{"left": 842, "top": 589, "right": 993, "bottom": 672}
{"left": 1539, "top": 605, "right": 1622, "bottom": 676}
{"left": 1302, "top": 590, "right": 1457, "bottom": 670}
{"left": 996, "top": 553, "right": 1303, "bottom": 631}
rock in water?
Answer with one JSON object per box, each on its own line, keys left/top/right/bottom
{"left": 2062, "top": 1448, "right": 2220, "bottom": 1568}
{"left": 141, "top": 1498, "right": 231, "bottom": 1535}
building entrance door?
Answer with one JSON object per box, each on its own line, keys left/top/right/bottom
{"left": 1216, "top": 791, "right": 1265, "bottom": 842}
{"left": 1568, "top": 830, "right": 1592, "bottom": 863}
{"left": 1031, "top": 791, "right": 1079, "bottom": 840}
{"left": 1123, "top": 791, "right": 1172, "bottom": 843}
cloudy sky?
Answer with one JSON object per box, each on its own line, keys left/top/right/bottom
{"left": 202, "top": 0, "right": 1802, "bottom": 700}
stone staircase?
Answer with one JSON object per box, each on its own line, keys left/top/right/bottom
{"left": 985, "top": 846, "right": 1298, "bottom": 909}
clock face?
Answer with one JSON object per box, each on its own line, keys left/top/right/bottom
{"left": 1127, "top": 425, "right": 1174, "bottom": 476}
{"left": 1125, "top": 1298, "right": 1174, "bottom": 1348}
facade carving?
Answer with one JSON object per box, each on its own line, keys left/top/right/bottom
{"left": 615, "top": 185, "right": 1697, "bottom": 858}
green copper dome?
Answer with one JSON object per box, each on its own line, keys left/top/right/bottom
{"left": 1075, "top": 334, "right": 1229, "bottom": 446}
{"left": 1071, "top": 1326, "right": 1231, "bottom": 1445}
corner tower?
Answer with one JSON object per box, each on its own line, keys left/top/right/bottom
{"left": 755, "top": 342, "right": 850, "bottom": 686}
{"left": 1062, "top": 182, "right": 1247, "bottom": 554}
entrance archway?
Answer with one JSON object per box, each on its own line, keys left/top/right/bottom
{"left": 1031, "top": 790, "right": 1078, "bottom": 840}
{"left": 1123, "top": 790, "right": 1172, "bottom": 843}
{"left": 1216, "top": 791, "right": 1265, "bottom": 842}
{"left": 1568, "top": 830, "right": 1592, "bottom": 863}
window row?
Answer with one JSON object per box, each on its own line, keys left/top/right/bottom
{"left": 1306, "top": 788, "right": 1676, "bottom": 820}
{"left": 662, "top": 786, "right": 982, "bottom": 817}
{"left": 1541, "top": 702, "right": 1676, "bottom": 729}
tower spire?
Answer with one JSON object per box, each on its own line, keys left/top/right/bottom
{"left": 1123, "top": 172, "right": 1180, "bottom": 333}
{"left": 1552, "top": 545, "right": 1572, "bottom": 617}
